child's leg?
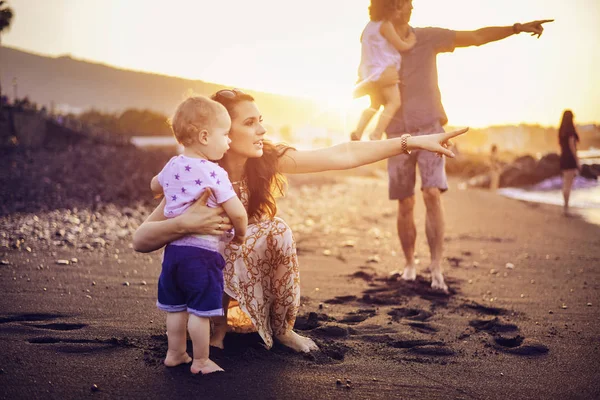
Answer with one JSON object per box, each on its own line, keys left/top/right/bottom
{"left": 164, "top": 311, "right": 192, "bottom": 367}
{"left": 369, "top": 86, "right": 401, "bottom": 140}
{"left": 209, "top": 293, "right": 231, "bottom": 349}
{"left": 369, "top": 67, "right": 402, "bottom": 140}
{"left": 351, "top": 95, "right": 382, "bottom": 141}
{"left": 188, "top": 314, "right": 224, "bottom": 374}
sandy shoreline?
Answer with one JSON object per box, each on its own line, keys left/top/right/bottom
{"left": 1, "top": 171, "right": 599, "bottom": 400}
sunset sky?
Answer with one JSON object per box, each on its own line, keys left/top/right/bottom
{"left": 2, "top": 0, "right": 599, "bottom": 127}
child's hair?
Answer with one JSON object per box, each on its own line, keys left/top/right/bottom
{"left": 369, "top": 0, "right": 401, "bottom": 21}
{"left": 170, "top": 95, "right": 227, "bottom": 146}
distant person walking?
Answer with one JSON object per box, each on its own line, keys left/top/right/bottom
{"left": 558, "top": 110, "right": 581, "bottom": 215}
{"left": 489, "top": 144, "right": 501, "bottom": 190}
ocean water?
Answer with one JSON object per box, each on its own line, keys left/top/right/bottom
{"left": 498, "top": 152, "right": 600, "bottom": 226}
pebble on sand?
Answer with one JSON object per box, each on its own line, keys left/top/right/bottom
{"left": 505, "top": 263, "right": 515, "bottom": 269}
{"left": 91, "top": 384, "right": 99, "bottom": 392}
{"left": 56, "top": 260, "right": 70, "bottom": 265}
{"left": 367, "top": 255, "right": 381, "bottom": 263}
{"left": 123, "top": 282, "right": 130, "bottom": 287}
{"left": 0, "top": 260, "right": 10, "bottom": 265}
{"left": 587, "top": 303, "right": 592, "bottom": 307}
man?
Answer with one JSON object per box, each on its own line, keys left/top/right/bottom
{"left": 386, "top": 0, "right": 552, "bottom": 292}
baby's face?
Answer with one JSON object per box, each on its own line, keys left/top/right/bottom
{"left": 207, "top": 111, "right": 232, "bottom": 160}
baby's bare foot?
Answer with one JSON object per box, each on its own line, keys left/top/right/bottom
{"left": 164, "top": 350, "right": 192, "bottom": 367}
{"left": 276, "top": 330, "right": 319, "bottom": 353}
{"left": 190, "top": 358, "right": 224, "bottom": 375}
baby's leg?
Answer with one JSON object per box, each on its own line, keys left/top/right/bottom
{"left": 164, "top": 312, "right": 192, "bottom": 367}
{"left": 369, "top": 67, "right": 402, "bottom": 140}
{"left": 352, "top": 96, "right": 382, "bottom": 141}
{"left": 188, "top": 314, "right": 224, "bottom": 374}
{"left": 209, "top": 293, "right": 231, "bottom": 349}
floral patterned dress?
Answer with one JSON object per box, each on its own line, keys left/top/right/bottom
{"left": 218, "top": 180, "right": 300, "bottom": 349}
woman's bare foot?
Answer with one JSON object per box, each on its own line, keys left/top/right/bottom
{"left": 209, "top": 322, "right": 227, "bottom": 349}
{"left": 275, "top": 330, "right": 319, "bottom": 353}
{"left": 164, "top": 350, "right": 192, "bottom": 367}
{"left": 190, "top": 358, "right": 224, "bottom": 375}
{"left": 368, "top": 132, "right": 383, "bottom": 141}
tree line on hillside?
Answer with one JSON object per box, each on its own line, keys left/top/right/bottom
{"left": 77, "top": 108, "right": 173, "bottom": 137}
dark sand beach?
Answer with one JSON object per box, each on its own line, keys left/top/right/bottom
{"left": 1, "top": 153, "right": 600, "bottom": 399}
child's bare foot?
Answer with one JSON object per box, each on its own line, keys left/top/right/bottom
{"left": 164, "top": 350, "right": 192, "bottom": 367}
{"left": 369, "top": 132, "right": 383, "bottom": 141}
{"left": 190, "top": 358, "right": 224, "bottom": 375}
{"left": 350, "top": 131, "right": 362, "bottom": 141}
{"left": 209, "top": 323, "right": 227, "bottom": 349}
{"left": 275, "top": 330, "right": 319, "bottom": 353}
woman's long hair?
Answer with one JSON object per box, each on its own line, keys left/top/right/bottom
{"left": 559, "top": 110, "right": 579, "bottom": 142}
{"left": 212, "top": 91, "right": 292, "bottom": 221}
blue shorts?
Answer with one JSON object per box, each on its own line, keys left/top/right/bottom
{"left": 156, "top": 244, "right": 225, "bottom": 318}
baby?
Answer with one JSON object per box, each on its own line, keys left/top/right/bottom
{"left": 150, "top": 95, "right": 247, "bottom": 374}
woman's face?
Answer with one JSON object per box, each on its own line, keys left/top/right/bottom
{"left": 227, "top": 101, "right": 266, "bottom": 159}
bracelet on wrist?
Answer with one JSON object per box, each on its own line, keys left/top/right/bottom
{"left": 400, "top": 134, "right": 411, "bottom": 155}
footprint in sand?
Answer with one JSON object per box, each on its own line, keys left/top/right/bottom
{"left": 324, "top": 295, "right": 357, "bottom": 305}
{"left": 0, "top": 313, "right": 66, "bottom": 324}
{"left": 492, "top": 335, "right": 549, "bottom": 356}
{"left": 388, "top": 307, "right": 433, "bottom": 322}
{"left": 339, "top": 309, "right": 377, "bottom": 324}
{"left": 462, "top": 301, "right": 509, "bottom": 316}
{"left": 407, "top": 322, "right": 439, "bottom": 334}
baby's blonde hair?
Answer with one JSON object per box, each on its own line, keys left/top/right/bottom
{"left": 170, "top": 95, "right": 227, "bottom": 146}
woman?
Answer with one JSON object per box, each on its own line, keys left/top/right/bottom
{"left": 133, "top": 88, "right": 467, "bottom": 353}
{"left": 558, "top": 110, "right": 581, "bottom": 214}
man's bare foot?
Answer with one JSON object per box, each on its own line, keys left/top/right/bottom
{"left": 402, "top": 264, "right": 417, "bottom": 281}
{"left": 164, "top": 350, "right": 192, "bottom": 367}
{"left": 275, "top": 330, "right": 319, "bottom": 353}
{"left": 190, "top": 358, "right": 224, "bottom": 375}
{"left": 210, "top": 323, "right": 227, "bottom": 349}
{"left": 430, "top": 269, "right": 449, "bottom": 293}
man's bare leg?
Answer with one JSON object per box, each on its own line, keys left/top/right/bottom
{"left": 422, "top": 188, "right": 447, "bottom": 292}
{"left": 210, "top": 293, "right": 230, "bottom": 349}
{"left": 397, "top": 195, "right": 417, "bottom": 280}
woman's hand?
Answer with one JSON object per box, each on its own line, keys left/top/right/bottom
{"left": 177, "top": 189, "right": 233, "bottom": 236}
{"left": 407, "top": 128, "right": 469, "bottom": 157}
{"left": 132, "top": 189, "right": 233, "bottom": 253}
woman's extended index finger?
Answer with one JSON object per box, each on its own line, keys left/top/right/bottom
{"left": 442, "top": 127, "right": 469, "bottom": 141}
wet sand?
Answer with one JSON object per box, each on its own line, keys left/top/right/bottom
{"left": 1, "top": 168, "right": 599, "bottom": 400}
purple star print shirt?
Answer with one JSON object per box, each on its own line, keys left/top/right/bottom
{"left": 157, "top": 155, "right": 236, "bottom": 218}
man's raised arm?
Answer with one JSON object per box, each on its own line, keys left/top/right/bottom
{"left": 454, "top": 19, "right": 553, "bottom": 48}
